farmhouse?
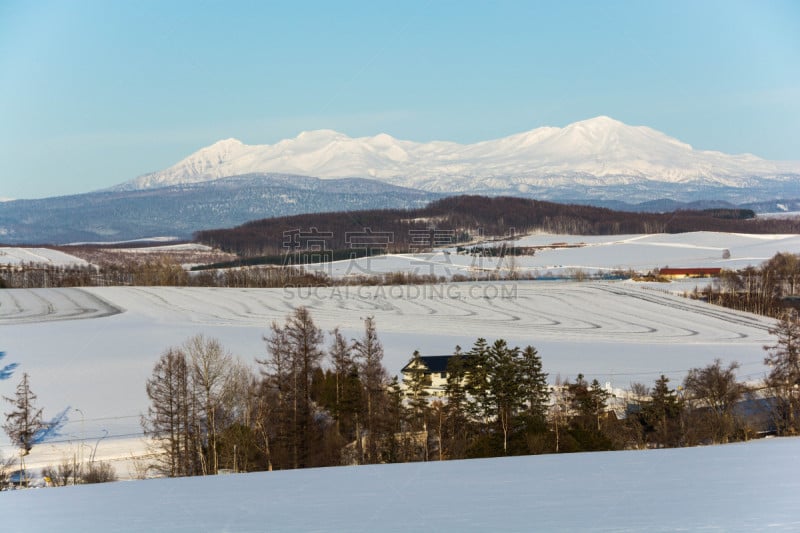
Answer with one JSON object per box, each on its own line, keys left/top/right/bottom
{"left": 659, "top": 267, "right": 722, "bottom": 279}
{"left": 400, "top": 355, "right": 455, "bottom": 397}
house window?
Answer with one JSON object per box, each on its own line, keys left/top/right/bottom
{"left": 440, "top": 372, "right": 447, "bottom": 379}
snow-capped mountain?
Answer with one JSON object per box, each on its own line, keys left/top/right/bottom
{"left": 117, "top": 116, "right": 800, "bottom": 196}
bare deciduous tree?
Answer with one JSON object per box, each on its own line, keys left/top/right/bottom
{"left": 142, "top": 348, "right": 196, "bottom": 477}
{"left": 143, "top": 336, "right": 252, "bottom": 477}
{"left": 764, "top": 310, "right": 800, "bottom": 434}
{"left": 683, "top": 359, "right": 746, "bottom": 443}
{"left": 186, "top": 334, "right": 233, "bottom": 475}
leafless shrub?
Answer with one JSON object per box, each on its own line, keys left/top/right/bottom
{"left": 81, "top": 461, "right": 117, "bottom": 484}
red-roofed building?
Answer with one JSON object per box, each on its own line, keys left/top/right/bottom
{"left": 659, "top": 267, "right": 722, "bottom": 279}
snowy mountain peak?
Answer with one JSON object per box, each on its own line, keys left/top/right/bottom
{"left": 573, "top": 115, "right": 624, "bottom": 128}
{"left": 114, "top": 117, "right": 800, "bottom": 194}
{"left": 188, "top": 137, "right": 242, "bottom": 155}
{"left": 294, "top": 129, "right": 348, "bottom": 143}
{"left": 211, "top": 137, "right": 244, "bottom": 147}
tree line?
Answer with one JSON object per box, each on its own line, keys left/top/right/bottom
{"left": 195, "top": 195, "right": 800, "bottom": 257}
{"left": 0, "top": 256, "right": 528, "bottom": 289}
{"left": 141, "top": 307, "right": 800, "bottom": 478}
{"left": 4, "top": 306, "right": 798, "bottom": 487}
{"left": 0, "top": 260, "right": 327, "bottom": 289}
{"left": 694, "top": 252, "right": 800, "bottom": 317}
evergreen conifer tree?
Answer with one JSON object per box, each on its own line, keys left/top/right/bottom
{"left": 641, "top": 375, "right": 682, "bottom": 447}
{"left": 353, "top": 316, "right": 389, "bottom": 464}
{"left": 518, "top": 345, "right": 550, "bottom": 424}
{"left": 403, "top": 350, "right": 431, "bottom": 431}
{"left": 486, "top": 339, "right": 526, "bottom": 454}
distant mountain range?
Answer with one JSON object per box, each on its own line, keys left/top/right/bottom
{"left": 0, "top": 175, "right": 437, "bottom": 244}
{"left": 2, "top": 116, "right": 799, "bottom": 244}
{"left": 117, "top": 116, "right": 800, "bottom": 203}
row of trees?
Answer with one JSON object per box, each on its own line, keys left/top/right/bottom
{"left": 142, "top": 335, "right": 252, "bottom": 476}
{"left": 4, "top": 308, "right": 797, "bottom": 485}
{"left": 142, "top": 311, "right": 412, "bottom": 476}
{"left": 415, "top": 340, "right": 550, "bottom": 457}
{"left": 0, "top": 258, "right": 618, "bottom": 290}
{"left": 0, "top": 260, "right": 327, "bottom": 289}
{"left": 698, "top": 252, "right": 800, "bottom": 318}
{"left": 142, "top": 308, "right": 800, "bottom": 477}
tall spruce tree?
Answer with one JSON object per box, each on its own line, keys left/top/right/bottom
{"left": 463, "top": 338, "right": 491, "bottom": 425}
{"left": 403, "top": 350, "right": 431, "bottom": 432}
{"left": 486, "top": 339, "right": 526, "bottom": 454}
{"left": 353, "top": 316, "right": 388, "bottom": 464}
{"left": 641, "top": 375, "right": 682, "bottom": 447}
{"left": 567, "top": 374, "right": 610, "bottom": 432}
{"left": 443, "top": 346, "right": 470, "bottom": 459}
{"left": 328, "top": 327, "right": 354, "bottom": 430}
{"left": 518, "top": 345, "right": 549, "bottom": 424}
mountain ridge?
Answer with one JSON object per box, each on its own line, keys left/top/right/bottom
{"left": 116, "top": 116, "right": 800, "bottom": 196}
{"left": 0, "top": 174, "right": 438, "bottom": 244}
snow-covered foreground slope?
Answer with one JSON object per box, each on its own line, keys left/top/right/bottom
{"left": 4, "top": 437, "right": 800, "bottom": 532}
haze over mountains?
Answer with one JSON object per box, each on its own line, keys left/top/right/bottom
{"left": 2, "top": 116, "right": 799, "bottom": 244}
{"left": 118, "top": 116, "right": 800, "bottom": 199}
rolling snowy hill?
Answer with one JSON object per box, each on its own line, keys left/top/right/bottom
{"left": 117, "top": 116, "right": 800, "bottom": 202}
{"left": 4, "top": 437, "right": 800, "bottom": 533}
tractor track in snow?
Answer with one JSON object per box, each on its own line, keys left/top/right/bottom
{"left": 592, "top": 284, "right": 771, "bottom": 337}
{"left": 0, "top": 284, "right": 773, "bottom": 345}
{"left": 0, "top": 288, "right": 122, "bottom": 324}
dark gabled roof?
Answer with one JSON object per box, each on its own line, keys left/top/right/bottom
{"left": 401, "top": 355, "right": 453, "bottom": 373}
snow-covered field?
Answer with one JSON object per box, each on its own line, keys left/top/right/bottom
{"left": 110, "top": 243, "right": 214, "bottom": 253}
{"left": 306, "top": 232, "right": 800, "bottom": 278}
{"left": 3, "top": 437, "right": 800, "bottom": 532}
{"left": 0, "top": 230, "right": 797, "bottom": 524}
{"left": 3, "top": 231, "right": 797, "bottom": 277}
{"left": 0, "top": 247, "right": 89, "bottom": 267}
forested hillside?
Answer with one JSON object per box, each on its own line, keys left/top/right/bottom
{"left": 195, "top": 196, "right": 800, "bottom": 256}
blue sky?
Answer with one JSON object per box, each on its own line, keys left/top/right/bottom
{"left": 1, "top": 0, "right": 798, "bottom": 199}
